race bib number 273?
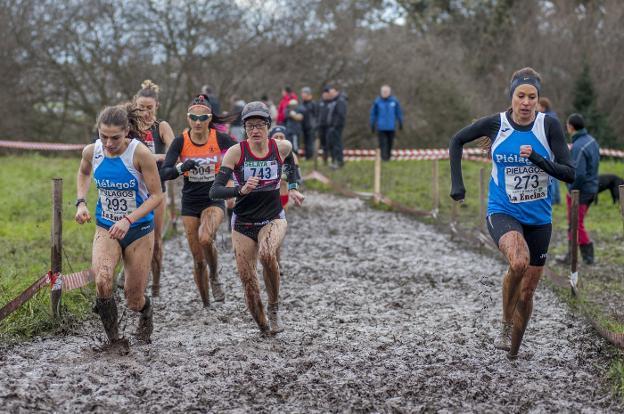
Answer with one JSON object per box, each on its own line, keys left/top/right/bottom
{"left": 504, "top": 165, "right": 549, "bottom": 203}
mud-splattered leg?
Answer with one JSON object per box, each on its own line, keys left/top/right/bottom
{"left": 199, "top": 207, "right": 225, "bottom": 302}
{"left": 92, "top": 227, "right": 122, "bottom": 342}
{"left": 496, "top": 231, "right": 529, "bottom": 352}
{"left": 123, "top": 231, "right": 154, "bottom": 341}
{"left": 258, "top": 219, "right": 287, "bottom": 334}
{"left": 508, "top": 266, "right": 543, "bottom": 359}
{"left": 232, "top": 230, "right": 268, "bottom": 332}
{"left": 183, "top": 216, "right": 210, "bottom": 307}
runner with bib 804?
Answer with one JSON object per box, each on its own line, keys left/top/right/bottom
{"left": 160, "top": 95, "right": 239, "bottom": 308}
{"left": 449, "top": 67, "right": 575, "bottom": 359}
{"left": 75, "top": 103, "right": 165, "bottom": 346}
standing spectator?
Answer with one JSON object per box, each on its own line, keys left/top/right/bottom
{"left": 538, "top": 97, "right": 562, "bottom": 204}
{"left": 300, "top": 87, "right": 319, "bottom": 160}
{"left": 201, "top": 85, "right": 221, "bottom": 115}
{"left": 260, "top": 94, "right": 278, "bottom": 127}
{"left": 326, "top": 85, "right": 348, "bottom": 168}
{"left": 564, "top": 113, "right": 600, "bottom": 265}
{"left": 229, "top": 99, "right": 246, "bottom": 142}
{"left": 370, "top": 84, "right": 404, "bottom": 161}
{"left": 276, "top": 86, "right": 298, "bottom": 125}
{"left": 284, "top": 99, "right": 304, "bottom": 152}
{"left": 317, "top": 88, "right": 331, "bottom": 165}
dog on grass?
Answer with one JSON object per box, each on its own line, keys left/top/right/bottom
{"left": 593, "top": 174, "right": 624, "bottom": 204}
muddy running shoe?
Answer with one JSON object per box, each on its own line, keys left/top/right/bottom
{"left": 94, "top": 297, "right": 120, "bottom": 343}
{"left": 267, "top": 303, "right": 284, "bottom": 334}
{"left": 135, "top": 296, "right": 153, "bottom": 343}
{"left": 494, "top": 322, "right": 512, "bottom": 351}
{"left": 209, "top": 273, "right": 225, "bottom": 302}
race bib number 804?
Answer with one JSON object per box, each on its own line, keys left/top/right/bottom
{"left": 99, "top": 189, "right": 137, "bottom": 221}
{"left": 243, "top": 160, "right": 279, "bottom": 181}
{"left": 504, "top": 166, "right": 548, "bottom": 203}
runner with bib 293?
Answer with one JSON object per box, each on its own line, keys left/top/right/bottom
{"left": 449, "top": 67, "right": 575, "bottom": 360}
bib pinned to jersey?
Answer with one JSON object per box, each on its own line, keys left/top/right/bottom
{"left": 180, "top": 129, "right": 222, "bottom": 182}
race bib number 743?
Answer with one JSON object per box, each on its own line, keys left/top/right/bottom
{"left": 504, "top": 165, "right": 549, "bottom": 203}
{"left": 243, "top": 160, "right": 279, "bottom": 181}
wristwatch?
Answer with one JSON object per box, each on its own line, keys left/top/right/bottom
{"left": 287, "top": 182, "right": 299, "bottom": 191}
{"left": 75, "top": 198, "right": 87, "bottom": 207}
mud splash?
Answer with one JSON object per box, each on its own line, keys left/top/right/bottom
{"left": 0, "top": 193, "right": 621, "bottom": 412}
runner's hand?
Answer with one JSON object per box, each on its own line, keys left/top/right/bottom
{"left": 240, "top": 176, "right": 260, "bottom": 195}
{"left": 109, "top": 218, "right": 130, "bottom": 240}
{"left": 519, "top": 145, "right": 533, "bottom": 158}
{"left": 289, "top": 189, "right": 305, "bottom": 206}
{"left": 75, "top": 205, "right": 91, "bottom": 224}
{"left": 180, "top": 159, "right": 199, "bottom": 172}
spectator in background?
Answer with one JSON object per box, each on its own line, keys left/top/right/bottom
{"left": 370, "top": 84, "right": 403, "bottom": 161}
{"left": 564, "top": 113, "right": 600, "bottom": 265}
{"left": 260, "top": 94, "right": 278, "bottom": 127}
{"left": 277, "top": 86, "right": 298, "bottom": 125}
{"left": 326, "top": 85, "right": 347, "bottom": 168}
{"left": 538, "top": 97, "right": 562, "bottom": 204}
{"left": 317, "top": 88, "right": 331, "bottom": 165}
{"left": 300, "top": 87, "right": 319, "bottom": 160}
{"left": 284, "top": 99, "right": 304, "bottom": 153}
{"left": 201, "top": 85, "right": 221, "bottom": 115}
{"left": 229, "top": 99, "right": 246, "bottom": 142}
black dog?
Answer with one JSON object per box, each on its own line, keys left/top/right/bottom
{"left": 594, "top": 174, "right": 624, "bottom": 204}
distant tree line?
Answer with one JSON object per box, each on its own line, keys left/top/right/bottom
{"left": 1, "top": 0, "right": 622, "bottom": 148}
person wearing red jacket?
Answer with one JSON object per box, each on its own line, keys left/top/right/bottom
{"left": 276, "top": 86, "right": 298, "bottom": 125}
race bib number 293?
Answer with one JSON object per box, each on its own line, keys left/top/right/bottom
{"left": 99, "top": 189, "right": 137, "bottom": 221}
{"left": 504, "top": 165, "right": 549, "bottom": 203}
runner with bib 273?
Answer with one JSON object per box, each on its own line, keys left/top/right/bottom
{"left": 449, "top": 67, "right": 575, "bottom": 360}
{"left": 160, "top": 95, "right": 238, "bottom": 308}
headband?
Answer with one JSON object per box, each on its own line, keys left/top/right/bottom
{"left": 187, "top": 95, "right": 212, "bottom": 112}
{"left": 509, "top": 75, "right": 541, "bottom": 99}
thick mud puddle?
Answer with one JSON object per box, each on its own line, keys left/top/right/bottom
{"left": 0, "top": 193, "right": 621, "bottom": 412}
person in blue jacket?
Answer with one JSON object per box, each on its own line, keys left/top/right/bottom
{"left": 564, "top": 113, "right": 600, "bottom": 265}
{"left": 370, "top": 85, "right": 403, "bottom": 161}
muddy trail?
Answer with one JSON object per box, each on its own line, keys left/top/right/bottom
{"left": 0, "top": 193, "right": 622, "bottom": 412}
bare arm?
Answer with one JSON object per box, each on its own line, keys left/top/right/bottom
{"left": 130, "top": 144, "right": 165, "bottom": 223}
{"left": 154, "top": 121, "right": 176, "bottom": 162}
{"left": 75, "top": 145, "right": 94, "bottom": 224}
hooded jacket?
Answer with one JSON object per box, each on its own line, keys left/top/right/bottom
{"left": 370, "top": 95, "right": 403, "bottom": 132}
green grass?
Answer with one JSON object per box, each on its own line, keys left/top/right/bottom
{"left": 0, "top": 154, "right": 97, "bottom": 340}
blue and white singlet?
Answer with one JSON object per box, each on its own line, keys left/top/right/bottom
{"left": 92, "top": 139, "right": 153, "bottom": 228}
{"left": 488, "top": 112, "right": 553, "bottom": 225}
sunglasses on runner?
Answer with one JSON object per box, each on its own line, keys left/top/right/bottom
{"left": 187, "top": 113, "right": 212, "bottom": 122}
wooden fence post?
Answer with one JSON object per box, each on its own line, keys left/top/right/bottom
{"left": 479, "top": 167, "right": 486, "bottom": 233}
{"left": 619, "top": 185, "right": 624, "bottom": 237}
{"left": 570, "top": 189, "right": 580, "bottom": 296}
{"left": 313, "top": 137, "right": 320, "bottom": 171}
{"left": 431, "top": 159, "right": 439, "bottom": 218}
{"left": 373, "top": 148, "right": 381, "bottom": 204}
{"left": 50, "top": 178, "right": 63, "bottom": 318}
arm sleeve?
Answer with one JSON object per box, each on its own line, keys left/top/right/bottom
{"left": 209, "top": 167, "right": 241, "bottom": 200}
{"left": 528, "top": 117, "right": 575, "bottom": 183}
{"left": 569, "top": 147, "right": 586, "bottom": 190}
{"left": 449, "top": 114, "right": 499, "bottom": 200}
{"left": 283, "top": 153, "right": 298, "bottom": 185}
{"left": 217, "top": 131, "right": 238, "bottom": 151}
{"left": 159, "top": 136, "right": 184, "bottom": 181}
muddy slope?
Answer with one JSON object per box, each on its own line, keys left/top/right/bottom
{"left": 0, "top": 192, "right": 621, "bottom": 413}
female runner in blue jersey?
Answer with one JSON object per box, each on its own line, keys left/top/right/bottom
{"left": 75, "top": 104, "right": 165, "bottom": 345}
{"left": 449, "top": 67, "right": 575, "bottom": 359}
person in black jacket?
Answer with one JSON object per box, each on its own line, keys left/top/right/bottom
{"left": 317, "top": 88, "right": 331, "bottom": 165}
{"left": 326, "top": 85, "right": 347, "bottom": 168}
{"left": 300, "top": 87, "right": 319, "bottom": 160}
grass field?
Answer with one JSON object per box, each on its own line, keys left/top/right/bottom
{"left": 0, "top": 154, "right": 97, "bottom": 340}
